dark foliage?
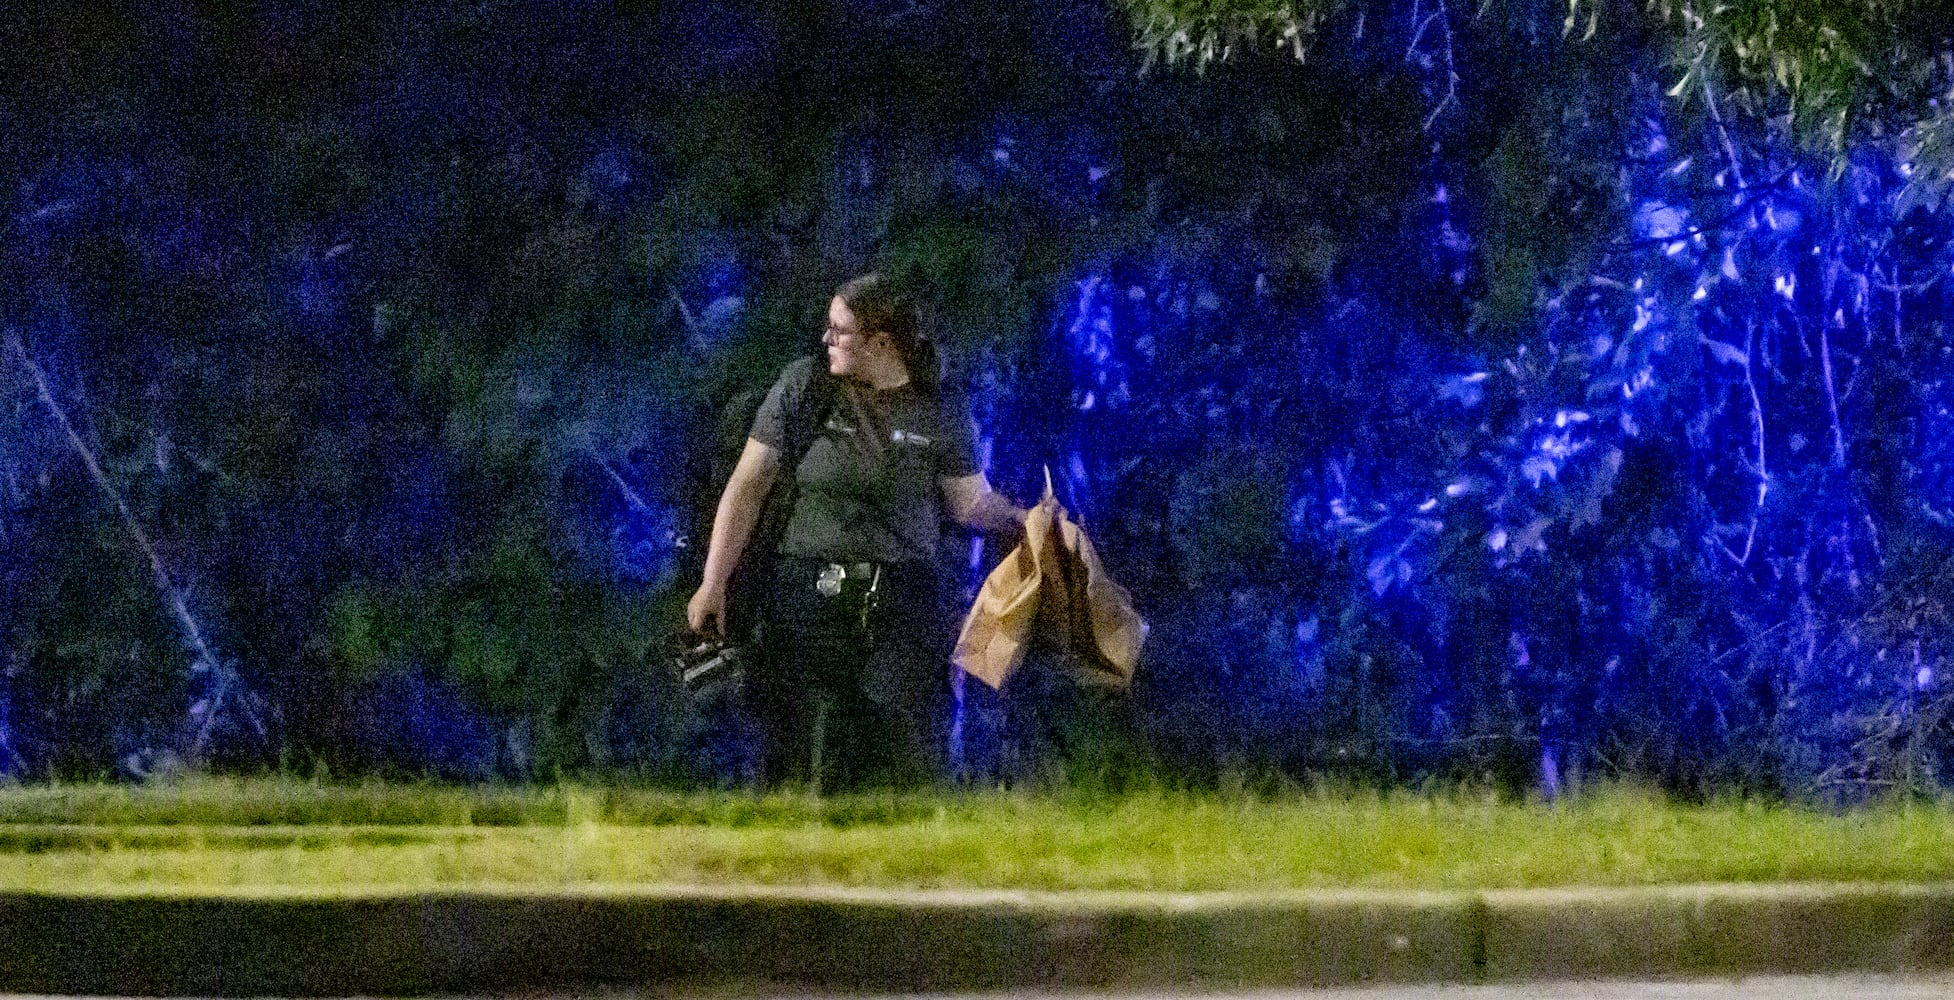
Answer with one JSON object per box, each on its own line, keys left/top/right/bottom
{"left": 3, "top": 0, "right": 1952, "bottom": 797}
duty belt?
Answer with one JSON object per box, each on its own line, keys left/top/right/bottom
{"left": 814, "top": 561, "right": 882, "bottom": 596}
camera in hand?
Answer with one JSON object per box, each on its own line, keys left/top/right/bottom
{"left": 671, "top": 631, "right": 745, "bottom": 699}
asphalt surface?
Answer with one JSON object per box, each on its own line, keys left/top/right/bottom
{"left": 876, "top": 978, "right": 1950, "bottom": 999}
{"left": 896, "top": 977, "right": 1954, "bottom": 999}
{"left": 15, "top": 974, "right": 1954, "bottom": 998}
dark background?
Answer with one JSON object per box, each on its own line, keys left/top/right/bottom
{"left": 4, "top": 0, "right": 1953, "bottom": 798}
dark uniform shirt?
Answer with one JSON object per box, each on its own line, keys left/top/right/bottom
{"left": 750, "top": 357, "right": 980, "bottom": 564}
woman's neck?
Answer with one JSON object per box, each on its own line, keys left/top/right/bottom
{"left": 853, "top": 355, "right": 910, "bottom": 391}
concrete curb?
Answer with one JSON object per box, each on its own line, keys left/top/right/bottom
{"left": 1, "top": 883, "right": 1950, "bottom": 996}
{"left": 1481, "top": 883, "right": 1954, "bottom": 980}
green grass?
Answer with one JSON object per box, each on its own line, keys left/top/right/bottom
{"left": 0, "top": 779, "right": 1950, "bottom": 894}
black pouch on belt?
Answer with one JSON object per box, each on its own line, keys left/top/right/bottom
{"left": 810, "top": 561, "right": 884, "bottom": 643}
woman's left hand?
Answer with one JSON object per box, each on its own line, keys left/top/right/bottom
{"left": 941, "top": 472, "right": 1028, "bottom": 537}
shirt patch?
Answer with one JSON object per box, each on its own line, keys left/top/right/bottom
{"left": 891, "top": 428, "right": 932, "bottom": 447}
{"left": 824, "top": 414, "right": 859, "bottom": 435}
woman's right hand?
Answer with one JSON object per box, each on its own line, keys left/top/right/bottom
{"left": 686, "top": 584, "right": 727, "bottom": 638}
{"left": 691, "top": 437, "right": 781, "bottom": 642}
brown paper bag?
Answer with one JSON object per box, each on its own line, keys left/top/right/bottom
{"left": 951, "top": 489, "right": 1061, "bottom": 689}
{"left": 1052, "top": 509, "right": 1145, "bottom": 686}
{"left": 953, "top": 472, "right": 1146, "bottom": 689}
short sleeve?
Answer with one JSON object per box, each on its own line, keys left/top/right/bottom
{"left": 748, "top": 357, "right": 815, "bottom": 450}
{"left": 934, "top": 393, "right": 981, "bottom": 478}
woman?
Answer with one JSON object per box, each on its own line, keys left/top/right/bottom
{"left": 687, "top": 274, "right": 1026, "bottom": 789}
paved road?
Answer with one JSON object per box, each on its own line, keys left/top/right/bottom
{"left": 10, "top": 978, "right": 1954, "bottom": 999}
{"left": 672, "top": 976, "right": 1954, "bottom": 1000}
{"left": 1085, "top": 977, "right": 1954, "bottom": 1000}
{"left": 999, "top": 979, "right": 1941, "bottom": 1000}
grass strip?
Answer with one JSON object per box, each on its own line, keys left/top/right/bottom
{"left": 0, "top": 777, "right": 972, "bottom": 827}
{"left": 0, "top": 780, "right": 1950, "bottom": 893}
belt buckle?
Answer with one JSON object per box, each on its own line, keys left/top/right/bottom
{"left": 815, "top": 563, "right": 845, "bottom": 596}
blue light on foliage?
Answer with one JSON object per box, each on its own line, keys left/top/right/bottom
{"left": 0, "top": 681, "right": 21, "bottom": 778}
{"left": 610, "top": 501, "right": 685, "bottom": 586}
{"left": 1437, "top": 370, "right": 1487, "bottom": 407}
{"left": 292, "top": 243, "right": 353, "bottom": 319}
{"left": 10, "top": 4, "right": 1954, "bottom": 794}
{"left": 378, "top": 669, "right": 496, "bottom": 780}
{"left": 584, "top": 147, "right": 633, "bottom": 193}
{"left": 699, "top": 295, "right": 745, "bottom": 333}
{"left": 29, "top": 200, "right": 77, "bottom": 224}
{"left": 1635, "top": 200, "right": 1687, "bottom": 242}
{"left": 582, "top": 453, "right": 685, "bottom": 586}
{"left": 682, "top": 249, "right": 747, "bottom": 346}
{"left": 701, "top": 259, "right": 741, "bottom": 302}
{"left": 1065, "top": 272, "right": 1119, "bottom": 371}
{"left": 1291, "top": 613, "right": 1324, "bottom": 686}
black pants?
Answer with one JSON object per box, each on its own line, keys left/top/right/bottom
{"left": 747, "top": 556, "right": 951, "bottom": 791}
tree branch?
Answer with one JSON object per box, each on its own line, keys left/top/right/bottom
{"left": 1408, "top": 0, "right": 1460, "bottom": 131}
{"left": 1701, "top": 74, "right": 1749, "bottom": 191}
{"left": 1720, "top": 320, "right": 1768, "bottom": 568}
{"left": 1818, "top": 320, "right": 1848, "bottom": 468}
{"left": 586, "top": 446, "right": 659, "bottom": 516}
{"left": 4, "top": 328, "right": 260, "bottom": 757}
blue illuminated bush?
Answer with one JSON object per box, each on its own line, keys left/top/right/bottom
{"left": 3, "top": 0, "right": 1954, "bottom": 795}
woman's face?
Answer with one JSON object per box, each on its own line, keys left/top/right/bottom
{"left": 823, "top": 295, "right": 890, "bottom": 380}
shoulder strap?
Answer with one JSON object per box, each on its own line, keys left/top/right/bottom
{"left": 723, "top": 358, "right": 833, "bottom": 642}
{"left": 781, "top": 356, "right": 835, "bottom": 474}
